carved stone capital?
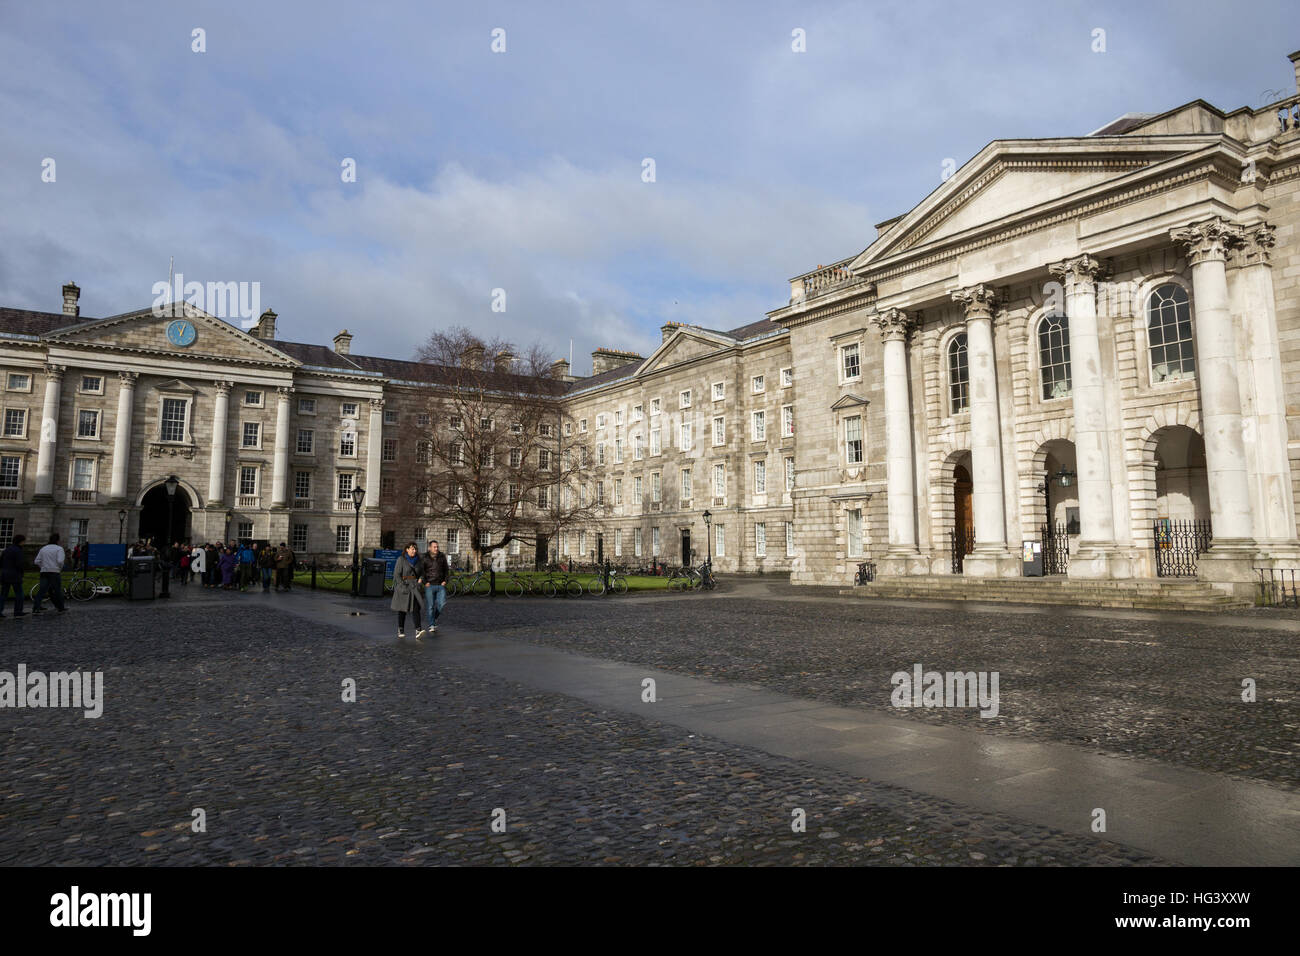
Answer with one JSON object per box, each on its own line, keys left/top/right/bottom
{"left": 1048, "top": 254, "right": 1107, "bottom": 292}
{"left": 1232, "top": 222, "right": 1276, "bottom": 268}
{"left": 871, "top": 308, "right": 916, "bottom": 344}
{"left": 370, "top": 398, "right": 386, "bottom": 410}
{"left": 118, "top": 370, "right": 138, "bottom": 387}
{"left": 213, "top": 380, "right": 234, "bottom": 395}
{"left": 276, "top": 385, "right": 294, "bottom": 399}
{"left": 1170, "top": 217, "right": 1245, "bottom": 266}
{"left": 951, "top": 284, "right": 998, "bottom": 322}
{"left": 44, "top": 364, "right": 66, "bottom": 381}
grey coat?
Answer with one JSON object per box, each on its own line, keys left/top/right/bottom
{"left": 390, "top": 553, "right": 426, "bottom": 615}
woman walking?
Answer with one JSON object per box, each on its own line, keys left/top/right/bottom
{"left": 390, "top": 541, "right": 426, "bottom": 639}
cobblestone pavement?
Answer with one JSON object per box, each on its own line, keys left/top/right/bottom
{"left": 0, "top": 603, "right": 1163, "bottom": 865}
{"left": 439, "top": 586, "right": 1300, "bottom": 790}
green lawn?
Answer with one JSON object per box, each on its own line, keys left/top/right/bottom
{"left": 291, "top": 568, "right": 674, "bottom": 595}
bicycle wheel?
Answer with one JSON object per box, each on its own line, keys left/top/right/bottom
{"left": 472, "top": 575, "right": 491, "bottom": 596}
{"left": 69, "top": 578, "right": 97, "bottom": 602}
{"left": 29, "top": 582, "right": 40, "bottom": 602}
{"left": 586, "top": 575, "right": 606, "bottom": 596}
{"left": 505, "top": 578, "right": 524, "bottom": 597}
{"left": 611, "top": 576, "right": 628, "bottom": 595}
{"left": 565, "top": 578, "right": 583, "bottom": 597}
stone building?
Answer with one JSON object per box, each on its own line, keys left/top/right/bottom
{"left": 564, "top": 320, "right": 795, "bottom": 572}
{"left": 767, "top": 50, "right": 1300, "bottom": 594}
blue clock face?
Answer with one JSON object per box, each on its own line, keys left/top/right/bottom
{"left": 166, "top": 319, "right": 197, "bottom": 348}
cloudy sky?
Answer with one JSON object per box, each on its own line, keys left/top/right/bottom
{"left": 1, "top": 0, "right": 1295, "bottom": 371}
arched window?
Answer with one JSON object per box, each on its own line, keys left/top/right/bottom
{"left": 1147, "top": 283, "right": 1195, "bottom": 383}
{"left": 1038, "top": 314, "right": 1071, "bottom": 400}
{"left": 947, "top": 334, "right": 969, "bottom": 413}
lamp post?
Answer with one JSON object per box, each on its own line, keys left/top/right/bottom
{"left": 350, "top": 485, "right": 366, "bottom": 597}
{"left": 224, "top": 509, "right": 233, "bottom": 545}
{"left": 159, "top": 475, "right": 178, "bottom": 599}
{"left": 702, "top": 509, "right": 712, "bottom": 569}
{"left": 117, "top": 508, "right": 126, "bottom": 545}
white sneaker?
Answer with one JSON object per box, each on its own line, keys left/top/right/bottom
{"left": 397, "top": 630, "right": 405, "bottom": 639}
{"left": 414, "top": 628, "right": 426, "bottom": 639}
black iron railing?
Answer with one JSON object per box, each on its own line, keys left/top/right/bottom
{"left": 1255, "top": 568, "right": 1300, "bottom": 607}
{"left": 855, "top": 561, "right": 876, "bottom": 585}
{"left": 1153, "top": 519, "right": 1212, "bottom": 577}
{"left": 949, "top": 528, "right": 974, "bottom": 574}
{"left": 1041, "top": 522, "right": 1070, "bottom": 575}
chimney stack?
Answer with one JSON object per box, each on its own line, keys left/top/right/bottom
{"left": 591, "top": 347, "right": 644, "bottom": 375}
{"left": 460, "top": 344, "right": 485, "bottom": 369}
{"left": 548, "top": 358, "right": 575, "bottom": 381}
{"left": 661, "top": 321, "right": 682, "bottom": 343}
{"left": 62, "top": 282, "right": 80, "bottom": 317}
{"left": 332, "top": 329, "right": 352, "bottom": 354}
{"left": 252, "top": 309, "right": 277, "bottom": 340}
{"left": 493, "top": 349, "right": 515, "bottom": 374}
{"left": 1290, "top": 49, "right": 1300, "bottom": 95}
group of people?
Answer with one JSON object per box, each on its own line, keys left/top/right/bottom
{"left": 125, "top": 539, "right": 297, "bottom": 591}
{"left": 390, "top": 539, "right": 451, "bottom": 639}
{"left": 0, "top": 532, "right": 71, "bottom": 616}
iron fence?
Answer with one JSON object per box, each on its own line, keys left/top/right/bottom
{"left": 1152, "top": 519, "right": 1213, "bottom": 577}
{"left": 1255, "top": 568, "right": 1300, "bottom": 607}
{"left": 949, "top": 528, "right": 974, "bottom": 574}
{"left": 1041, "top": 523, "right": 1071, "bottom": 575}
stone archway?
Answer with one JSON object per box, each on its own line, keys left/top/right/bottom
{"left": 1151, "top": 426, "right": 1210, "bottom": 522}
{"left": 137, "top": 481, "right": 194, "bottom": 548}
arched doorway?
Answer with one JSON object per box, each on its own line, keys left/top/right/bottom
{"left": 1038, "top": 439, "right": 1078, "bottom": 575}
{"left": 138, "top": 482, "right": 193, "bottom": 548}
{"left": 1153, "top": 426, "right": 1209, "bottom": 522}
{"left": 950, "top": 455, "right": 974, "bottom": 572}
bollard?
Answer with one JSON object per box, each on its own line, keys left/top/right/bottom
{"left": 310, "top": 558, "right": 317, "bottom": 591}
{"left": 489, "top": 568, "right": 496, "bottom": 599}
{"left": 603, "top": 560, "right": 610, "bottom": 596}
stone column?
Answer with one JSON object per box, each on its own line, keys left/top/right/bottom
{"left": 365, "top": 398, "right": 384, "bottom": 510}
{"left": 271, "top": 386, "right": 292, "bottom": 508}
{"left": 208, "top": 381, "right": 233, "bottom": 506}
{"left": 871, "top": 309, "right": 922, "bottom": 573}
{"left": 109, "top": 371, "right": 137, "bottom": 501}
{"left": 952, "top": 285, "right": 1018, "bottom": 576}
{"left": 1171, "top": 218, "right": 1256, "bottom": 578}
{"left": 1049, "top": 254, "right": 1121, "bottom": 578}
{"left": 1231, "top": 223, "right": 1298, "bottom": 554}
{"left": 34, "top": 364, "right": 64, "bottom": 497}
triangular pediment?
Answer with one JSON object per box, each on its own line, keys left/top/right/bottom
{"left": 46, "top": 303, "right": 297, "bottom": 366}
{"left": 153, "top": 378, "right": 199, "bottom": 393}
{"left": 636, "top": 327, "right": 737, "bottom": 376}
{"left": 852, "top": 136, "right": 1227, "bottom": 272}
{"left": 830, "top": 393, "right": 870, "bottom": 410}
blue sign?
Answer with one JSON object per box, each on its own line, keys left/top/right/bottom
{"left": 373, "top": 548, "right": 402, "bottom": 579}
{"left": 87, "top": 543, "right": 127, "bottom": 568}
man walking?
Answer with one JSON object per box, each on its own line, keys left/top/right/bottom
{"left": 237, "top": 541, "right": 255, "bottom": 591}
{"left": 416, "top": 539, "right": 450, "bottom": 634}
{"left": 1, "top": 534, "right": 28, "bottom": 617}
{"left": 32, "top": 533, "right": 67, "bottom": 615}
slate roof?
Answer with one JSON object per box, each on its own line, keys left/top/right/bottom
{"left": 0, "top": 307, "right": 94, "bottom": 337}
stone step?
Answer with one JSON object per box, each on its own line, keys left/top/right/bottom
{"left": 839, "top": 582, "right": 1251, "bottom": 610}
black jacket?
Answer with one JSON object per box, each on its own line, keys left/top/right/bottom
{"left": 0, "top": 544, "right": 24, "bottom": 583}
{"left": 415, "top": 551, "right": 450, "bottom": 586}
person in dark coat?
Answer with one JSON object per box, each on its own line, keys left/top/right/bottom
{"left": 415, "top": 539, "right": 451, "bottom": 633}
{"left": 1, "top": 534, "right": 27, "bottom": 617}
{"left": 390, "top": 542, "right": 425, "bottom": 639}
{"left": 219, "top": 547, "right": 238, "bottom": 589}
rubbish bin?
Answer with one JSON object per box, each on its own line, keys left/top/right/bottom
{"left": 128, "top": 555, "right": 157, "bottom": 600}
{"left": 360, "top": 558, "right": 387, "bottom": 597}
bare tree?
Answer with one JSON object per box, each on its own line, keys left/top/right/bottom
{"left": 390, "top": 327, "right": 602, "bottom": 570}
